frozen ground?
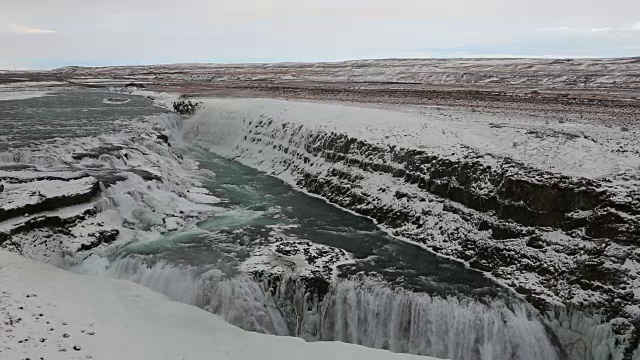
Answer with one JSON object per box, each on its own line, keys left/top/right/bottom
{"left": 190, "top": 98, "right": 640, "bottom": 181}
{"left": 0, "top": 249, "right": 438, "bottom": 360}
{"left": 51, "top": 57, "right": 640, "bottom": 95}
{"left": 3, "top": 58, "right": 639, "bottom": 124}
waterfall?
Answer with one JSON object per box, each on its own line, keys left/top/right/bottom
{"left": 265, "top": 277, "right": 559, "bottom": 360}
{"left": 103, "top": 257, "right": 559, "bottom": 360}
{"left": 323, "top": 282, "right": 557, "bottom": 360}
{"left": 107, "top": 257, "right": 290, "bottom": 336}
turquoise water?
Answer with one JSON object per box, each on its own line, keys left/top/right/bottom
{"left": 0, "top": 89, "right": 507, "bottom": 298}
{"left": 116, "top": 146, "right": 507, "bottom": 299}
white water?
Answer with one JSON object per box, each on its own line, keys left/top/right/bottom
{"left": 100, "top": 257, "right": 559, "bottom": 360}
{"left": 106, "top": 258, "right": 290, "bottom": 336}
{"left": 316, "top": 282, "right": 556, "bottom": 359}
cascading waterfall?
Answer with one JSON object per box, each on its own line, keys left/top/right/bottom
{"left": 322, "top": 282, "right": 557, "bottom": 360}
{"left": 266, "top": 277, "right": 559, "bottom": 360}
{"left": 107, "top": 258, "right": 290, "bottom": 336}
{"left": 104, "top": 257, "right": 559, "bottom": 360}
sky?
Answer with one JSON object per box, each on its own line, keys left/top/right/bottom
{"left": 0, "top": 0, "right": 639, "bottom": 69}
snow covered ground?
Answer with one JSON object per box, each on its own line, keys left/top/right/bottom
{"left": 188, "top": 98, "right": 640, "bottom": 181}
{"left": 0, "top": 249, "right": 439, "bottom": 360}
{"left": 51, "top": 57, "right": 640, "bottom": 95}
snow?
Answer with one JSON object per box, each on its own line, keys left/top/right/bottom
{"left": 0, "top": 170, "right": 86, "bottom": 181}
{"left": 0, "top": 110, "right": 219, "bottom": 263}
{"left": 109, "top": 87, "right": 180, "bottom": 110}
{"left": 187, "top": 98, "right": 640, "bottom": 181}
{"left": 0, "top": 177, "right": 97, "bottom": 212}
{"left": 0, "top": 249, "right": 439, "bottom": 360}
{"left": 186, "top": 192, "right": 222, "bottom": 204}
{"left": 0, "top": 202, "right": 96, "bottom": 236}
{"left": 188, "top": 187, "right": 211, "bottom": 194}
{"left": 164, "top": 216, "right": 186, "bottom": 231}
{"left": 61, "top": 58, "right": 640, "bottom": 93}
{"left": 240, "top": 240, "right": 355, "bottom": 280}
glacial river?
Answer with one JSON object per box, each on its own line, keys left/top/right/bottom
{"left": 1, "top": 90, "right": 560, "bottom": 360}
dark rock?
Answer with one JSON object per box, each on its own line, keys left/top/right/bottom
{"left": 172, "top": 100, "right": 202, "bottom": 115}
{"left": 78, "top": 229, "right": 120, "bottom": 252}
{"left": 587, "top": 209, "right": 640, "bottom": 242}
{"left": 125, "top": 82, "right": 146, "bottom": 89}
{"left": 526, "top": 235, "right": 547, "bottom": 249}
{"left": 129, "top": 169, "right": 162, "bottom": 182}
{"left": 71, "top": 145, "right": 124, "bottom": 161}
{"left": 156, "top": 133, "right": 170, "bottom": 146}
{"left": 1, "top": 207, "right": 95, "bottom": 247}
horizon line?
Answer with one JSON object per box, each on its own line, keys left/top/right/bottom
{"left": 7, "top": 54, "right": 638, "bottom": 72}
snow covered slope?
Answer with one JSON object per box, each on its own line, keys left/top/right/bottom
{"left": 0, "top": 249, "right": 440, "bottom": 360}
{"left": 187, "top": 98, "right": 640, "bottom": 180}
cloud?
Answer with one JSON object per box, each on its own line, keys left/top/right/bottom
{"left": 8, "top": 23, "right": 55, "bottom": 34}
{"left": 539, "top": 22, "right": 640, "bottom": 33}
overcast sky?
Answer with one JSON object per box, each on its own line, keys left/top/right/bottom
{"left": 1, "top": 0, "right": 639, "bottom": 69}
